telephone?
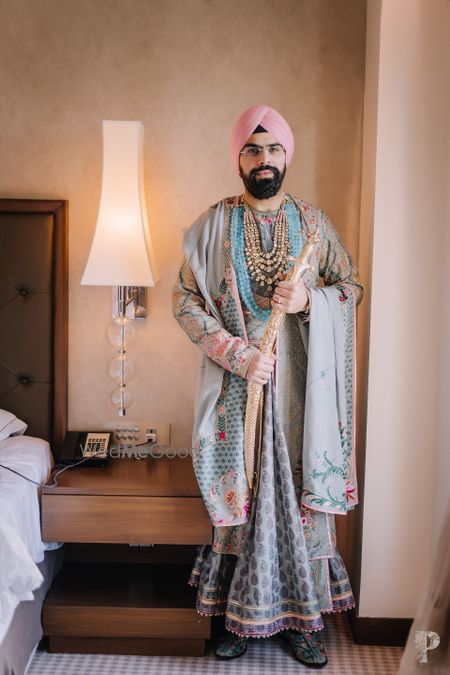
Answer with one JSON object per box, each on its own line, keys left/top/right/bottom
{"left": 58, "top": 431, "right": 111, "bottom": 467}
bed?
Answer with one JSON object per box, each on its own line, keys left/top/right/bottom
{"left": 0, "top": 199, "right": 68, "bottom": 675}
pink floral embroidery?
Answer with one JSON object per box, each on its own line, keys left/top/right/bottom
{"left": 218, "top": 431, "right": 226, "bottom": 440}
{"left": 209, "top": 469, "right": 251, "bottom": 526}
{"left": 259, "top": 214, "right": 274, "bottom": 226}
{"left": 345, "top": 479, "right": 357, "bottom": 503}
{"left": 203, "top": 332, "right": 234, "bottom": 363}
{"left": 300, "top": 504, "right": 315, "bottom": 530}
{"left": 225, "top": 490, "right": 236, "bottom": 504}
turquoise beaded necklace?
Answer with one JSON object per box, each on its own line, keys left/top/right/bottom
{"left": 231, "top": 195, "right": 303, "bottom": 321}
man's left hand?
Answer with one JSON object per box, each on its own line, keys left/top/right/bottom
{"left": 272, "top": 279, "right": 309, "bottom": 313}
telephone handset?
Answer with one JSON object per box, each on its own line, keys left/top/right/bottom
{"left": 59, "top": 431, "right": 111, "bottom": 466}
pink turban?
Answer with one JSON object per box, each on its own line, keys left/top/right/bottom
{"left": 230, "top": 105, "right": 294, "bottom": 175}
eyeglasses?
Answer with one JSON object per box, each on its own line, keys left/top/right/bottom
{"left": 239, "top": 143, "right": 286, "bottom": 159}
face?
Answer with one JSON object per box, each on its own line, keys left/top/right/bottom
{"left": 239, "top": 131, "right": 287, "bottom": 200}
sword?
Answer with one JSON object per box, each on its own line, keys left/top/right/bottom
{"left": 244, "top": 229, "right": 320, "bottom": 490}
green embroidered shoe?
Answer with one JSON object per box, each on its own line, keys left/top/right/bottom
{"left": 280, "top": 630, "right": 328, "bottom": 668}
{"left": 215, "top": 633, "right": 248, "bottom": 659}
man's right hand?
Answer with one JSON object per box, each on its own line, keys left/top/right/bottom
{"left": 246, "top": 351, "right": 277, "bottom": 385}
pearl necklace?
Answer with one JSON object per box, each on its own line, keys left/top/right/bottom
{"left": 242, "top": 195, "right": 290, "bottom": 293}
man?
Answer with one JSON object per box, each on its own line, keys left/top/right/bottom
{"left": 172, "top": 105, "right": 363, "bottom": 668}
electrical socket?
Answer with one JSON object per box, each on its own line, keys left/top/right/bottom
{"left": 146, "top": 428, "right": 157, "bottom": 444}
{"left": 102, "top": 421, "right": 171, "bottom": 446}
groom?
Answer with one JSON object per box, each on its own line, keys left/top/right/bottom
{"left": 172, "top": 105, "right": 363, "bottom": 668}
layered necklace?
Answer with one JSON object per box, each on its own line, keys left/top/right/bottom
{"left": 242, "top": 194, "right": 290, "bottom": 294}
{"left": 232, "top": 194, "right": 299, "bottom": 321}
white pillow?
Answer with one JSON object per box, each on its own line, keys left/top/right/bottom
{"left": 0, "top": 410, "right": 28, "bottom": 442}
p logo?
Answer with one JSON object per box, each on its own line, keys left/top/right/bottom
{"left": 414, "top": 631, "right": 440, "bottom": 663}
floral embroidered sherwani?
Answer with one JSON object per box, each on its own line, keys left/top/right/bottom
{"left": 172, "top": 194, "right": 363, "bottom": 636}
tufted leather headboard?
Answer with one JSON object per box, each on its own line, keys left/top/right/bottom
{"left": 0, "top": 199, "right": 68, "bottom": 455}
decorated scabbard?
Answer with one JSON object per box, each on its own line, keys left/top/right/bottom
{"left": 244, "top": 229, "right": 320, "bottom": 490}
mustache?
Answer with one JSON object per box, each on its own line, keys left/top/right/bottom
{"left": 251, "top": 165, "right": 279, "bottom": 179}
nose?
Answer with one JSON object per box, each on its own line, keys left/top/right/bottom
{"left": 258, "top": 148, "right": 272, "bottom": 163}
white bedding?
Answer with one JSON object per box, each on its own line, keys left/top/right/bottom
{"left": 0, "top": 435, "right": 59, "bottom": 642}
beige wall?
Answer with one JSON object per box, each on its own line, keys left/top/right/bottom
{"left": 0, "top": 0, "right": 367, "bottom": 449}
{"left": 359, "top": 0, "right": 450, "bottom": 618}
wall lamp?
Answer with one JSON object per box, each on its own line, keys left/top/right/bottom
{"left": 81, "top": 120, "right": 159, "bottom": 416}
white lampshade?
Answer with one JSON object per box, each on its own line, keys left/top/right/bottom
{"left": 81, "top": 120, "right": 160, "bottom": 287}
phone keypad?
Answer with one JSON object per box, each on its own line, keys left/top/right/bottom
{"left": 84, "top": 433, "right": 110, "bottom": 457}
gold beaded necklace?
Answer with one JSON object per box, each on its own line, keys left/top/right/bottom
{"left": 241, "top": 195, "right": 290, "bottom": 293}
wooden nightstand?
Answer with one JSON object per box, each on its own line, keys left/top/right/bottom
{"left": 41, "top": 456, "right": 212, "bottom": 656}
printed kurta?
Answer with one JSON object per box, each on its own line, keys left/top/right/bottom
{"left": 172, "top": 195, "right": 362, "bottom": 534}
{"left": 172, "top": 195, "right": 363, "bottom": 635}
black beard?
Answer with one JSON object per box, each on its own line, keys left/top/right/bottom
{"left": 240, "top": 164, "right": 286, "bottom": 200}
